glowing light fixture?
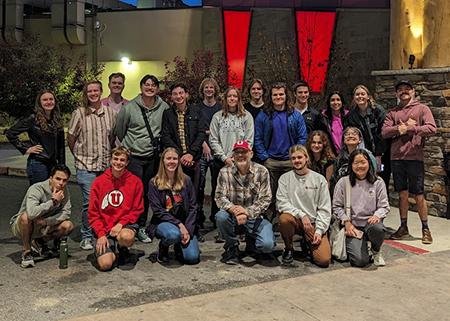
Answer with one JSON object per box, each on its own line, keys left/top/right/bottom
{"left": 121, "top": 57, "right": 132, "bottom": 65}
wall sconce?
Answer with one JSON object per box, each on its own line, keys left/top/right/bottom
{"left": 121, "top": 57, "right": 132, "bottom": 65}
{"left": 409, "top": 55, "right": 415, "bottom": 69}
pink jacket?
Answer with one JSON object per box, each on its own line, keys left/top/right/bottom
{"left": 381, "top": 100, "right": 436, "bottom": 161}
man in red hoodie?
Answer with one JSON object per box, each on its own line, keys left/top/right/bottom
{"left": 88, "top": 146, "right": 144, "bottom": 270}
{"left": 382, "top": 80, "right": 436, "bottom": 244}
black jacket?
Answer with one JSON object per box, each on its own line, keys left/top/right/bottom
{"left": 344, "top": 103, "right": 387, "bottom": 157}
{"left": 161, "top": 104, "right": 206, "bottom": 161}
{"left": 301, "top": 106, "right": 322, "bottom": 134}
{"left": 6, "top": 114, "right": 65, "bottom": 164}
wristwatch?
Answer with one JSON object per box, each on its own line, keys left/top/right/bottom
{"left": 51, "top": 198, "right": 58, "bottom": 206}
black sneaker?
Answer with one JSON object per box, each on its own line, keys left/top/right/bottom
{"left": 157, "top": 242, "right": 169, "bottom": 264}
{"left": 118, "top": 246, "right": 131, "bottom": 265}
{"left": 53, "top": 238, "right": 61, "bottom": 253}
{"left": 174, "top": 243, "right": 184, "bottom": 263}
{"left": 31, "top": 238, "right": 50, "bottom": 257}
{"left": 225, "top": 246, "right": 239, "bottom": 265}
{"left": 282, "top": 247, "right": 294, "bottom": 264}
{"left": 21, "top": 250, "right": 35, "bottom": 268}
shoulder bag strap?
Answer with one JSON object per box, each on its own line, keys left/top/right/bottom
{"left": 166, "top": 189, "right": 177, "bottom": 206}
{"left": 345, "top": 176, "right": 351, "bottom": 220}
{"left": 139, "top": 106, "right": 157, "bottom": 147}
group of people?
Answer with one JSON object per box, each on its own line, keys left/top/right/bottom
{"left": 6, "top": 73, "right": 436, "bottom": 270}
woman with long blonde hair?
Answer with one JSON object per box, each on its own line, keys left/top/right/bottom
{"left": 6, "top": 90, "right": 65, "bottom": 185}
{"left": 147, "top": 148, "right": 200, "bottom": 265}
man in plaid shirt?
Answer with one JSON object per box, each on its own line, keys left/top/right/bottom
{"left": 215, "top": 141, "right": 275, "bottom": 265}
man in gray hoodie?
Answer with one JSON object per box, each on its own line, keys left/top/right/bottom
{"left": 115, "top": 75, "right": 169, "bottom": 243}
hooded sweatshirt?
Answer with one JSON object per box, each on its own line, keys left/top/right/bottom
{"left": 88, "top": 168, "right": 144, "bottom": 238}
{"left": 381, "top": 100, "right": 436, "bottom": 162}
{"left": 115, "top": 94, "right": 169, "bottom": 158}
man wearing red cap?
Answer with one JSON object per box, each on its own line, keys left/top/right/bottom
{"left": 215, "top": 141, "right": 275, "bottom": 265}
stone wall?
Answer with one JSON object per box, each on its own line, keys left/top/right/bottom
{"left": 372, "top": 68, "right": 450, "bottom": 218}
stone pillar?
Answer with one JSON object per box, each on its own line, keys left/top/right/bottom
{"left": 422, "top": 0, "right": 450, "bottom": 68}
{"left": 390, "top": 0, "right": 424, "bottom": 70}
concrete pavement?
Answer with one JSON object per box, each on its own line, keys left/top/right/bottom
{"left": 0, "top": 175, "right": 449, "bottom": 321}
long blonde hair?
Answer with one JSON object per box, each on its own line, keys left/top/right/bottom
{"left": 222, "top": 87, "right": 246, "bottom": 117}
{"left": 351, "top": 84, "right": 375, "bottom": 110}
{"left": 152, "top": 148, "right": 186, "bottom": 191}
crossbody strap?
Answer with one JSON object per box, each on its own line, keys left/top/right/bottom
{"left": 345, "top": 176, "right": 351, "bottom": 220}
{"left": 139, "top": 106, "right": 157, "bottom": 147}
{"left": 166, "top": 189, "right": 178, "bottom": 206}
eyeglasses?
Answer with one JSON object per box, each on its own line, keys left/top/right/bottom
{"left": 344, "top": 132, "right": 359, "bottom": 137}
{"left": 234, "top": 150, "right": 249, "bottom": 155}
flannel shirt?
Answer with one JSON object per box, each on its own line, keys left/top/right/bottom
{"left": 176, "top": 108, "right": 187, "bottom": 154}
{"left": 215, "top": 162, "right": 271, "bottom": 219}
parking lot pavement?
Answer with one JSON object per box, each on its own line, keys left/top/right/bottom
{"left": 0, "top": 175, "right": 447, "bottom": 321}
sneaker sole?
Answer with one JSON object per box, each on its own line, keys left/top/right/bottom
{"left": 389, "top": 233, "right": 410, "bottom": 240}
{"left": 138, "top": 238, "right": 152, "bottom": 243}
{"left": 282, "top": 258, "right": 294, "bottom": 264}
{"left": 21, "top": 261, "right": 35, "bottom": 268}
{"left": 422, "top": 239, "right": 433, "bottom": 244}
{"left": 225, "top": 259, "right": 239, "bottom": 265}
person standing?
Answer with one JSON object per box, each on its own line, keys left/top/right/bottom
{"left": 320, "top": 91, "right": 348, "bottom": 155}
{"left": 382, "top": 80, "right": 436, "bottom": 244}
{"left": 115, "top": 75, "right": 169, "bottom": 243}
{"left": 6, "top": 90, "right": 65, "bottom": 185}
{"left": 292, "top": 80, "right": 321, "bottom": 134}
{"left": 254, "top": 82, "right": 307, "bottom": 223}
{"left": 196, "top": 78, "right": 222, "bottom": 226}
{"left": 101, "top": 72, "right": 128, "bottom": 114}
{"left": 68, "top": 80, "right": 117, "bottom": 250}
{"left": 243, "top": 79, "right": 266, "bottom": 121}
{"left": 345, "top": 85, "right": 387, "bottom": 171}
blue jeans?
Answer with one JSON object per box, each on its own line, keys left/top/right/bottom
{"left": 155, "top": 222, "right": 200, "bottom": 264}
{"left": 77, "top": 169, "right": 102, "bottom": 241}
{"left": 27, "top": 159, "right": 55, "bottom": 185}
{"left": 215, "top": 210, "right": 276, "bottom": 253}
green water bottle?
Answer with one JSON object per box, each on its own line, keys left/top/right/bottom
{"left": 59, "top": 237, "right": 68, "bottom": 269}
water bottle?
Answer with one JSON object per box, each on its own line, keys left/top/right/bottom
{"left": 59, "top": 237, "right": 68, "bottom": 269}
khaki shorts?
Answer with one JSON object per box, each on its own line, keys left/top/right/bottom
{"left": 11, "top": 212, "right": 47, "bottom": 240}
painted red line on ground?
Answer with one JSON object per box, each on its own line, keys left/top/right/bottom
{"left": 384, "top": 239, "right": 430, "bottom": 254}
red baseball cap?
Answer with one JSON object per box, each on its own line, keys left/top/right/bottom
{"left": 232, "top": 141, "right": 250, "bottom": 151}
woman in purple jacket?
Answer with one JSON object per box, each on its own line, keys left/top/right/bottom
{"left": 332, "top": 149, "right": 389, "bottom": 267}
{"left": 147, "top": 147, "right": 200, "bottom": 265}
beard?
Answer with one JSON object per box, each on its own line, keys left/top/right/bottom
{"left": 235, "top": 159, "right": 250, "bottom": 171}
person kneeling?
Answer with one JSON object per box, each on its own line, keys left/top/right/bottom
{"left": 10, "top": 164, "right": 73, "bottom": 268}
{"left": 88, "top": 147, "right": 143, "bottom": 271}
{"left": 332, "top": 149, "right": 390, "bottom": 267}
{"left": 215, "top": 141, "right": 275, "bottom": 265}
{"left": 277, "top": 145, "right": 332, "bottom": 267}
{"left": 147, "top": 148, "right": 200, "bottom": 265}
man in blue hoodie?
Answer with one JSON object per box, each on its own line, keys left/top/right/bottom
{"left": 254, "top": 82, "right": 307, "bottom": 223}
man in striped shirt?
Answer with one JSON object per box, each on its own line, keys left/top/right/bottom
{"left": 67, "top": 80, "right": 117, "bottom": 250}
{"left": 215, "top": 141, "right": 275, "bottom": 265}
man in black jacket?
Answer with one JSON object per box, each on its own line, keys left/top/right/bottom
{"left": 161, "top": 82, "right": 206, "bottom": 196}
{"left": 292, "top": 80, "right": 321, "bottom": 134}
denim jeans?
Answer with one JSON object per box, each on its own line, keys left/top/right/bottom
{"left": 197, "top": 156, "right": 214, "bottom": 224}
{"left": 26, "top": 159, "right": 55, "bottom": 186}
{"left": 77, "top": 169, "right": 102, "bottom": 241}
{"left": 155, "top": 222, "right": 200, "bottom": 264}
{"left": 215, "top": 210, "right": 276, "bottom": 253}
{"left": 126, "top": 155, "right": 158, "bottom": 228}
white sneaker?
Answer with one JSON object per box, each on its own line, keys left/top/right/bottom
{"left": 80, "top": 239, "right": 94, "bottom": 250}
{"left": 373, "top": 250, "right": 386, "bottom": 266}
{"left": 137, "top": 227, "right": 152, "bottom": 243}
